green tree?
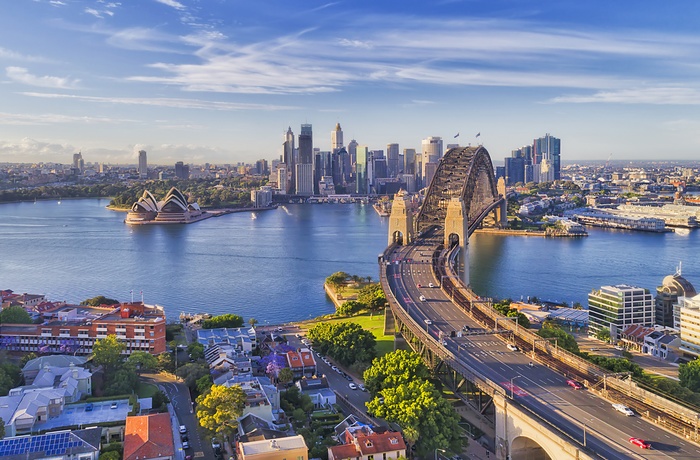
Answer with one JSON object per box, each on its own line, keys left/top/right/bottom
{"left": 248, "top": 317, "right": 259, "bottom": 328}
{"left": 126, "top": 351, "right": 159, "bottom": 373}
{"left": 99, "top": 451, "right": 121, "bottom": 460}
{"left": 595, "top": 327, "right": 612, "bottom": 343}
{"left": 357, "top": 284, "right": 387, "bottom": 311}
{"left": 0, "top": 417, "right": 5, "bottom": 439}
{"left": 278, "top": 367, "right": 294, "bottom": 386}
{"left": 366, "top": 380, "right": 462, "bottom": 455}
{"left": 152, "top": 390, "right": 169, "bottom": 409}
{"left": 196, "top": 374, "right": 213, "bottom": 396}
{"left": 177, "top": 362, "right": 210, "bottom": 392}
{"left": 104, "top": 368, "right": 138, "bottom": 395}
{"left": 202, "top": 314, "right": 244, "bottom": 329}
{"left": 537, "top": 322, "right": 579, "bottom": 354}
{"left": 307, "top": 322, "right": 376, "bottom": 367}
{"left": 326, "top": 272, "right": 350, "bottom": 289}
{"left": 680, "top": 359, "right": 700, "bottom": 392}
{"left": 81, "top": 296, "right": 120, "bottom": 306}
{"left": 337, "top": 300, "right": 364, "bottom": 316}
{"left": 92, "top": 335, "right": 125, "bottom": 374}
{"left": 187, "top": 342, "right": 205, "bottom": 361}
{"left": 0, "top": 363, "right": 22, "bottom": 396}
{"left": 20, "top": 352, "right": 38, "bottom": 367}
{"left": 196, "top": 384, "right": 246, "bottom": 439}
{"left": 157, "top": 352, "right": 175, "bottom": 372}
{"left": 363, "top": 349, "right": 430, "bottom": 396}
{"left": 0, "top": 305, "right": 33, "bottom": 324}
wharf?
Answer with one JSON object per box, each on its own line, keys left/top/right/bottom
{"left": 473, "top": 228, "right": 587, "bottom": 237}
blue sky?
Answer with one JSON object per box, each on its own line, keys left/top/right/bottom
{"left": 2, "top": 0, "right": 700, "bottom": 165}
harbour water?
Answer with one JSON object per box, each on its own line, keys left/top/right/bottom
{"left": 1, "top": 199, "right": 698, "bottom": 322}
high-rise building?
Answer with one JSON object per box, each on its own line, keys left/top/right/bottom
{"left": 505, "top": 156, "right": 525, "bottom": 185}
{"left": 295, "top": 163, "right": 313, "bottom": 195}
{"left": 386, "top": 143, "right": 399, "bottom": 178}
{"left": 296, "top": 124, "right": 313, "bottom": 195}
{"left": 277, "top": 164, "right": 287, "bottom": 192}
{"left": 678, "top": 293, "right": 700, "bottom": 356}
{"left": 589, "top": 285, "right": 654, "bottom": 342}
{"left": 403, "top": 148, "right": 416, "bottom": 175}
{"left": 299, "top": 124, "right": 313, "bottom": 164}
{"left": 331, "top": 123, "right": 343, "bottom": 153}
{"left": 175, "top": 161, "right": 189, "bottom": 179}
{"left": 347, "top": 139, "right": 358, "bottom": 168}
{"left": 355, "top": 146, "right": 368, "bottom": 194}
{"left": 138, "top": 150, "right": 148, "bottom": 179}
{"left": 283, "top": 127, "right": 295, "bottom": 194}
{"left": 533, "top": 134, "right": 561, "bottom": 181}
{"left": 72, "top": 152, "right": 84, "bottom": 174}
{"left": 421, "top": 137, "right": 442, "bottom": 183}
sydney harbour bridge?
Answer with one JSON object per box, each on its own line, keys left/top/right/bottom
{"left": 381, "top": 145, "right": 700, "bottom": 460}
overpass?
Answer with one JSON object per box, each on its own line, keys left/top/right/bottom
{"left": 381, "top": 146, "right": 700, "bottom": 460}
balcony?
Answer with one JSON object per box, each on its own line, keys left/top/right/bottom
{"left": 96, "top": 334, "right": 107, "bottom": 339}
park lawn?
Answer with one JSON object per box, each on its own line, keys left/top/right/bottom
{"left": 136, "top": 381, "right": 160, "bottom": 399}
{"left": 316, "top": 311, "right": 394, "bottom": 357}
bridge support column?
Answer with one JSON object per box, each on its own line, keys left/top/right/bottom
{"left": 444, "top": 197, "right": 469, "bottom": 286}
{"left": 496, "top": 177, "right": 508, "bottom": 228}
{"left": 388, "top": 190, "right": 413, "bottom": 246}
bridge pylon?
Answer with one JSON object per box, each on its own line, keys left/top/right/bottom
{"left": 495, "top": 177, "right": 508, "bottom": 228}
{"left": 388, "top": 190, "right": 413, "bottom": 246}
{"left": 444, "top": 197, "right": 469, "bottom": 286}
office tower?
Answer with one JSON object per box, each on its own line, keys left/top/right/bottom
{"left": 401, "top": 174, "right": 416, "bottom": 193}
{"left": 296, "top": 124, "right": 313, "bottom": 195}
{"left": 277, "top": 164, "right": 288, "bottom": 192}
{"left": 533, "top": 134, "right": 561, "bottom": 181}
{"left": 386, "top": 143, "right": 399, "bottom": 178}
{"left": 72, "top": 152, "right": 84, "bottom": 173}
{"left": 421, "top": 136, "right": 442, "bottom": 182}
{"left": 678, "top": 293, "right": 700, "bottom": 355}
{"left": 299, "top": 124, "right": 313, "bottom": 164}
{"left": 283, "top": 127, "right": 295, "bottom": 194}
{"left": 356, "top": 146, "right": 368, "bottom": 194}
{"left": 424, "top": 162, "right": 438, "bottom": 189}
{"left": 138, "top": 150, "right": 148, "bottom": 179}
{"left": 588, "top": 285, "right": 654, "bottom": 342}
{"left": 654, "top": 270, "right": 697, "bottom": 329}
{"left": 504, "top": 156, "right": 525, "bottom": 185}
{"left": 295, "top": 164, "right": 313, "bottom": 195}
{"left": 347, "top": 139, "right": 358, "bottom": 168}
{"left": 331, "top": 123, "right": 343, "bottom": 152}
{"left": 175, "top": 161, "right": 189, "bottom": 179}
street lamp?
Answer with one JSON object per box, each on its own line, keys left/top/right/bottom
{"left": 434, "top": 448, "right": 446, "bottom": 460}
{"left": 583, "top": 418, "right": 594, "bottom": 447}
{"left": 510, "top": 376, "right": 522, "bottom": 399}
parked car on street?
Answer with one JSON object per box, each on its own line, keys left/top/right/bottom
{"left": 349, "top": 383, "right": 357, "bottom": 390}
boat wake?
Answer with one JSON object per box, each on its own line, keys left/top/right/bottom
{"left": 251, "top": 213, "right": 257, "bottom": 220}
{"left": 281, "top": 205, "right": 292, "bottom": 216}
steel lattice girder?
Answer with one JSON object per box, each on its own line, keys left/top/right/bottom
{"left": 416, "top": 146, "right": 499, "bottom": 233}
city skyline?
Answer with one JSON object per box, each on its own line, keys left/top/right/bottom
{"left": 3, "top": 1, "right": 700, "bottom": 163}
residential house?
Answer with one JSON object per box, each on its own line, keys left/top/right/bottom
{"left": 620, "top": 325, "right": 656, "bottom": 351}
{"left": 123, "top": 413, "right": 175, "bottom": 460}
{"left": 0, "top": 427, "right": 101, "bottom": 460}
{"left": 285, "top": 348, "right": 316, "bottom": 379}
{"left": 296, "top": 377, "right": 335, "bottom": 408}
{"left": 237, "top": 435, "right": 308, "bottom": 460}
{"left": 328, "top": 418, "right": 406, "bottom": 460}
{"left": 643, "top": 330, "right": 681, "bottom": 359}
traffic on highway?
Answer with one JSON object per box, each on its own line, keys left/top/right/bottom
{"left": 383, "top": 233, "right": 700, "bottom": 460}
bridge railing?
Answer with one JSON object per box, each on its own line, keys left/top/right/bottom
{"left": 379, "top": 246, "right": 499, "bottom": 397}
{"left": 437, "top": 245, "right": 700, "bottom": 438}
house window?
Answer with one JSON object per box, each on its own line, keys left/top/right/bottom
{"left": 368, "top": 455, "right": 374, "bottom": 460}
{"left": 383, "top": 454, "right": 387, "bottom": 460}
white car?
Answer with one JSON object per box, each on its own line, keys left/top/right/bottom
{"left": 424, "top": 319, "right": 432, "bottom": 325}
{"left": 506, "top": 343, "right": 519, "bottom": 351}
{"left": 612, "top": 403, "right": 634, "bottom": 416}
{"left": 419, "top": 295, "right": 426, "bottom": 301}
{"left": 428, "top": 283, "right": 435, "bottom": 288}
{"left": 349, "top": 383, "right": 357, "bottom": 390}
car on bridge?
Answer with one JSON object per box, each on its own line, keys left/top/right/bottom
{"left": 566, "top": 379, "right": 583, "bottom": 390}
{"left": 629, "top": 437, "right": 651, "bottom": 449}
{"left": 612, "top": 403, "right": 634, "bottom": 416}
{"left": 419, "top": 295, "right": 426, "bottom": 301}
{"left": 506, "top": 343, "right": 519, "bottom": 351}
{"left": 429, "top": 282, "right": 435, "bottom": 288}
{"left": 424, "top": 319, "right": 432, "bottom": 325}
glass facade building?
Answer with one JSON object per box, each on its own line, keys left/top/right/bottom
{"left": 588, "top": 284, "right": 653, "bottom": 342}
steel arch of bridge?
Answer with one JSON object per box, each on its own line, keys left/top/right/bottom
{"left": 415, "top": 145, "right": 500, "bottom": 234}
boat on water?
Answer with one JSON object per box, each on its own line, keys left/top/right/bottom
{"left": 675, "top": 228, "right": 691, "bottom": 235}
{"left": 373, "top": 201, "right": 391, "bottom": 217}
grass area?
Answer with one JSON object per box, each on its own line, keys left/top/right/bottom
{"left": 136, "top": 381, "right": 159, "bottom": 398}
{"left": 308, "top": 311, "right": 394, "bottom": 357}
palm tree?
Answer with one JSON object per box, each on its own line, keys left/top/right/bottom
{"left": 248, "top": 318, "right": 259, "bottom": 328}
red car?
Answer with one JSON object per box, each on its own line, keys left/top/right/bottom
{"left": 566, "top": 379, "right": 583, "bottom": 390}
{"left": 629, "top": 437, "right": 651, "bottom": 449}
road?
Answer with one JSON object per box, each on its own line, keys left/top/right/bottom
{"left": 384, "top": 237, "right": 700, "bottom": 460}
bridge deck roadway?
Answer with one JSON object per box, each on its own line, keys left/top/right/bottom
{"left": 384, "top": 235, "right": 700, "bottom": 460}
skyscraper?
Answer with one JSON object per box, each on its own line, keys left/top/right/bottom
{"left": 421, "top": 136, "right": 442, "bottom": 183}
{"left": 386, "top": 143, "right": 399, "bottom": 178}
{"left": 403, "top": 148, "right": 416, "bottom": 175}
{"left": 283, "top": 127, "right": 295, "bottom": 194}
{"left": 355, "top": 146, "right": 369, "bottom": 194}
{"left": 296, "top": 124, "right": 313, "bottom": 195}
{"left": 175, "top": 161, "right": 189, "bottom": 179}
{"left": 331, "top": 123, "right": 343, "bottom": 153}
{"left": 533, "top": 134, "right": 561, "bottom": 181}
{"left": 138, "top": 150, "right": 148, "bottom": 179}
{"left": 299, "top": 124, "right": 313, "bottom": 164}
{"left": 72, "top": 151, "right": 84, "bottom": 173}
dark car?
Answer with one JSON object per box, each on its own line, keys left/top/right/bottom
{"left": 85, "top": 403, "right": 93, "bottom": 412}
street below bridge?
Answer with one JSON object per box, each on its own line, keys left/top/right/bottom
{"left": 384, "top": 235, "right": 700, "bottom": 460}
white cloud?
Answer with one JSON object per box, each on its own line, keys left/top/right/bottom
{"left": 154, "top": 0, "right": 185, "bottom": 10}
{"left": 549, "top": 87, "right": 700, "bottom": 105}
{"left": 49, "top": 1, "right": 66, "bottom": 6}
{"left": 0, "top": 111, "right": 134, "bottom": 126}
{"left": 0, "top": 47, "right": 49, "bottom": 63}
{"left": 338, "top": 39, "right": 373, "bottom": 49}
{"left": 19, "top": 91, "right": 299, "bottom": 111}
{"left": 6, "top": 67, "right": 80, "bottom": 89}
{"left": 0, "top": 138, "right": 76, "bottom": 159}
{"left": 85, "top": 8, "right": 103, "bottom": 18}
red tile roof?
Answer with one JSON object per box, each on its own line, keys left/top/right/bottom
{"left": 123, "top": 413, "right": 175, "bottom": 460}
{"left": 328, "top": 443, "right": 359, "bottom": 460}
{"left": 329, "top": 431, "right": 406, "bottom": 460}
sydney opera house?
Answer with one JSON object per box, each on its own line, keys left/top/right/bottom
{"left": 125, "top": 187, "right": 208, "bottom": 224}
